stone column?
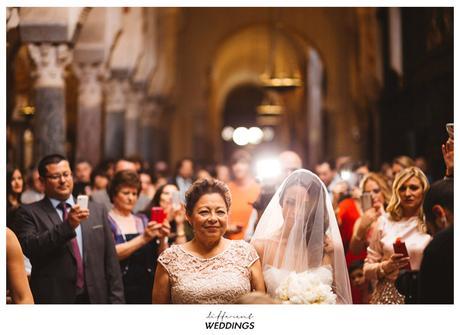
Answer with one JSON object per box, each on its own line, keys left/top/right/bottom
{"left": 104, "top": 77, "right": 128, "bottom": 160}
{"left": 124, "top": 84, "right": 144, "bottom": 157}
{"left": 139, "top": 99, "right": 162, "bottom": 164}
{"left": 306, "top": 48, "right": 323, "bottom": 168}
{"left": 73, "top": 63, "right": 104, "bottom": 166}
{"left": 28, "top": 43, "right": 71, "bottom": 160}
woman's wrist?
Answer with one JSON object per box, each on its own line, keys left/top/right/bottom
{"left": 379, "top": 262, "right": 387, "bottom": 278}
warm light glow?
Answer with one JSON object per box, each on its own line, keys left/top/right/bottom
{"left": 262, "top": 127, "right": 275, "bottom": 141}
{"left": 255, "top": 157, "right": 281, "bottom": 181}
{"left": 221, "top": 126, "right": 234, "bottom": 141}
{"left": 233, "top": 127, "right": 249, "bottom": 146}
{"left": 248, "top": 127, "right": 264, "bottom": 144}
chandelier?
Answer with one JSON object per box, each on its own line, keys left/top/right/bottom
{"left": 259, "top": 9, "right": 302, "bottom": 91}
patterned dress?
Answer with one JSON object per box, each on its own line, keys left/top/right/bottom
{"left": 158, "top": 240, "right": 259, "bottom": 304}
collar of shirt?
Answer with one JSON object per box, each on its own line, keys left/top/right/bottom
{"left": 49, "top": 196, "right": 75, "bottom": 210}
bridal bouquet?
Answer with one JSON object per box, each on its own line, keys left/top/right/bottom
{"left": 275, "top": 267, "right": 337, "bottom": 304}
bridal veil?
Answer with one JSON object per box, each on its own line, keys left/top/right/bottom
{"left": 251, "top": 169, "right": 352, "bottom": 304}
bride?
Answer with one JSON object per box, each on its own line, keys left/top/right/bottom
{"left": 251, "top": 169, "right": 352, "bottom": 304}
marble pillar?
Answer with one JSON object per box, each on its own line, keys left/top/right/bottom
{"left": 124, "top": 85, "right": 144, "bottom": 157}
{"left": 104, "top": 77, "right": 128, "bottom": 160}
{"left": 28, "top": 43, "right": 71, "bottom": 160}
{"left": 306, "top": 48, "right": 323, "bottom": 168}
{"left": 139, "top": 99, "right": 161, "bottom": 164}
{"left": 74, "top": 63, "right": 104, "bottom": 166}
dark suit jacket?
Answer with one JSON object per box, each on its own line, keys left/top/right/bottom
{"left": 13, "top": 197, "right": 124, "bottom": 304}
{"left": 418, "top": 225, "right": 454, "bottom": 304}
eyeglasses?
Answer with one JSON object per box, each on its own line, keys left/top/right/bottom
{"left": 45, "top": 171, "right": 72, "bottom": 181}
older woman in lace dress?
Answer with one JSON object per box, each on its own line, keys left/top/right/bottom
{"left": 152, "top": 178, "right": 265, "bottom": 304}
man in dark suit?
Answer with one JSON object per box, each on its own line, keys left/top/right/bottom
{"left": 13, "top": 154, "right": 124, "bottom": 304}
{"left": 418, "top": 178, "right": 454, "bottom": 304}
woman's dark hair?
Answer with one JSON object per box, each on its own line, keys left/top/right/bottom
{"left": 278, "top": 172, "right": 329, "bottom": 242}
{"left": 185, "top": 178, "right": 231, "bottom": 216}
{"left": 108, "top": 170, "right": 141, "bottom": 202}
{"left": 7, "top": 167, "right": 24, "bottom": 208}
{"left": 150, "top": 183, "right": 167, "bottom": 207}
{"left": 90, "top": 167, "right": 109, "bottom": 187}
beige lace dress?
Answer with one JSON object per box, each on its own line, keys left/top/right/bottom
{"left": 157, "top": 240, "right": 259, "bottom": 304}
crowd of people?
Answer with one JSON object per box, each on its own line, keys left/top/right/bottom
{"left": 5, "top": 132, "right": 454, "bottom": 304}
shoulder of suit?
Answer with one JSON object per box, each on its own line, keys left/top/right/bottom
{"left": 88, "top": 200, "right": 106, "bottom": 211}
{"left": 19, "top": 197, "right": 50, "bottom": 211}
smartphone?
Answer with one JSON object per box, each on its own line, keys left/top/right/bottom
{"left": 77, "top": 195, "right": 89, "bottom": 210}
{"left": 171, "top": 190, "right": 181, "bottom": 210}
{"left": 151, "top": 207, "right": 166, "bottom": 224}
{"left": 446, "top": 123, "right": 454, "bottom": 139}
{"left": 393, "top": 238, "right": 411, "bottom": 271}
{"left": 360, "top": 192, "right": 373, "bottom": 212}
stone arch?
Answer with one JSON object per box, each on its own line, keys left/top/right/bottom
{"left": 208, "top": 23, "right": 326, "bottom": 166}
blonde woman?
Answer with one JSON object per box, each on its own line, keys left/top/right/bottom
{"left": 364, "top": 167, "right": 431, "bottom": 304}
{"left": 349, "top": 173, "right": 392, "bottom": 256}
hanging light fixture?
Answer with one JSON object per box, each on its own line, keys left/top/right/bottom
{"left": 260, "top": 8, "right": 302, "bottom": 91}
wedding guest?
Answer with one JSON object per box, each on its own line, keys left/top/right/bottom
{"left": 7, "top": 167, "right": 24, "bottom": 229}
{"left": 6, "top": 228, "right": 34, "bottom": 304}
{"left": 7, "top": 167, "right": 32, "bottom": 275}
{"left": 145, "top": 183, "right": 189, "bottom": 244}
{"left": 90, "top": 167, "right": 110, "bottom": 193}
{"left": 418, "top": 178, "right": 453, "bottom": 303}
{"left": 169, "top": 158, "right": 195, "bottom": 203}
{"left": 133, "top": 170, "right": 156, "bottom": 213}
{"left": 73, "top": 160, "right": 92, "bottom": 197}
{"left": 391, "top": 155, "right": 414, "bottom": 180}
{"left": 108, "top": 170, "right": 170, "bottom": 303}
{"left": 14, "top": 154, "right": 124, "bottom": 303}
{"left": 92, "top": 158, "right": 138, "bottom": 212}
{"left": 364, "top": 167, "right": 431, "bottom": 304}
{"left": 348, "top": 173, "right": 392, "bottom": 261}
{"left": 348, "top": 260, "right": 371, "bottom": 304}
{"left": 152, "top": 178, "right": 265, "bottom": 303}
{"left": 226, "top": 150, "right": 260, "bottom": 240}
{"left": 196, "top": 167, "right": 212, "bottom": 180}
{"left": 20, "top": 168, "right": 44, "bottom": 204}
{"left": 214, "top": 163, "right": 231, "bottom": 184}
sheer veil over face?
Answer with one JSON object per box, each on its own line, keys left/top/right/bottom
{"left": 251, "top": 169, "right": 352, "bottom": 304}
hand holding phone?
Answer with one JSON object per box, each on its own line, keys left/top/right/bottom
{"left": 393, "top": 238, "right": 411, "bottom": 271}
{"left": 77, "top": 195, "right": 89, "bottom": 210}
{"left": 360, "top": 192, "right": 373, "bottom": 212}
{"left": 151, "top": 207, "right": 166, "bottom": 224}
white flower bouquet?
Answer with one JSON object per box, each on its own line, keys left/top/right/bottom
{"left": 275, "top": 266, "right": 337, "bottom": 304}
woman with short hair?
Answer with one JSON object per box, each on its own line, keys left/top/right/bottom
{"left": 152, "top": 178, "right": 265, "bottom": 304}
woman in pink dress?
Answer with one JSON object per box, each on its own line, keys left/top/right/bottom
{"left": 364, "top": 167, "right": 431, "bottom": 304}
{"left": 152, "top": 178, "right": 265, "bottom": 304}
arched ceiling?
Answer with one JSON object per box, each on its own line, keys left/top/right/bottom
{"left": 211, "top": 24, "right": 304, "bottom": 111}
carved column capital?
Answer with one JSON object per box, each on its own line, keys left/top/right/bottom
{"left": 105, "top": 77, "right": 129, "bottom": 112}
{"left": 28, "top": 43, "right": 72, "bottom": 88}
{"left": 142, "top": 99, "right": 163, "bottom": 127}
{"left": 73, "top": 62, "right": 105, "bottom": 109}
{"left": 125, "top": 86, "right": 145, "bottom": 120}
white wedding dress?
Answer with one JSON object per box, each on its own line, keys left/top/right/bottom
{"left": 250, "top": 169, "right": 352, "bottom": 304}
{"left": 263, "top": 265, "right": 334, "bottom": 298}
